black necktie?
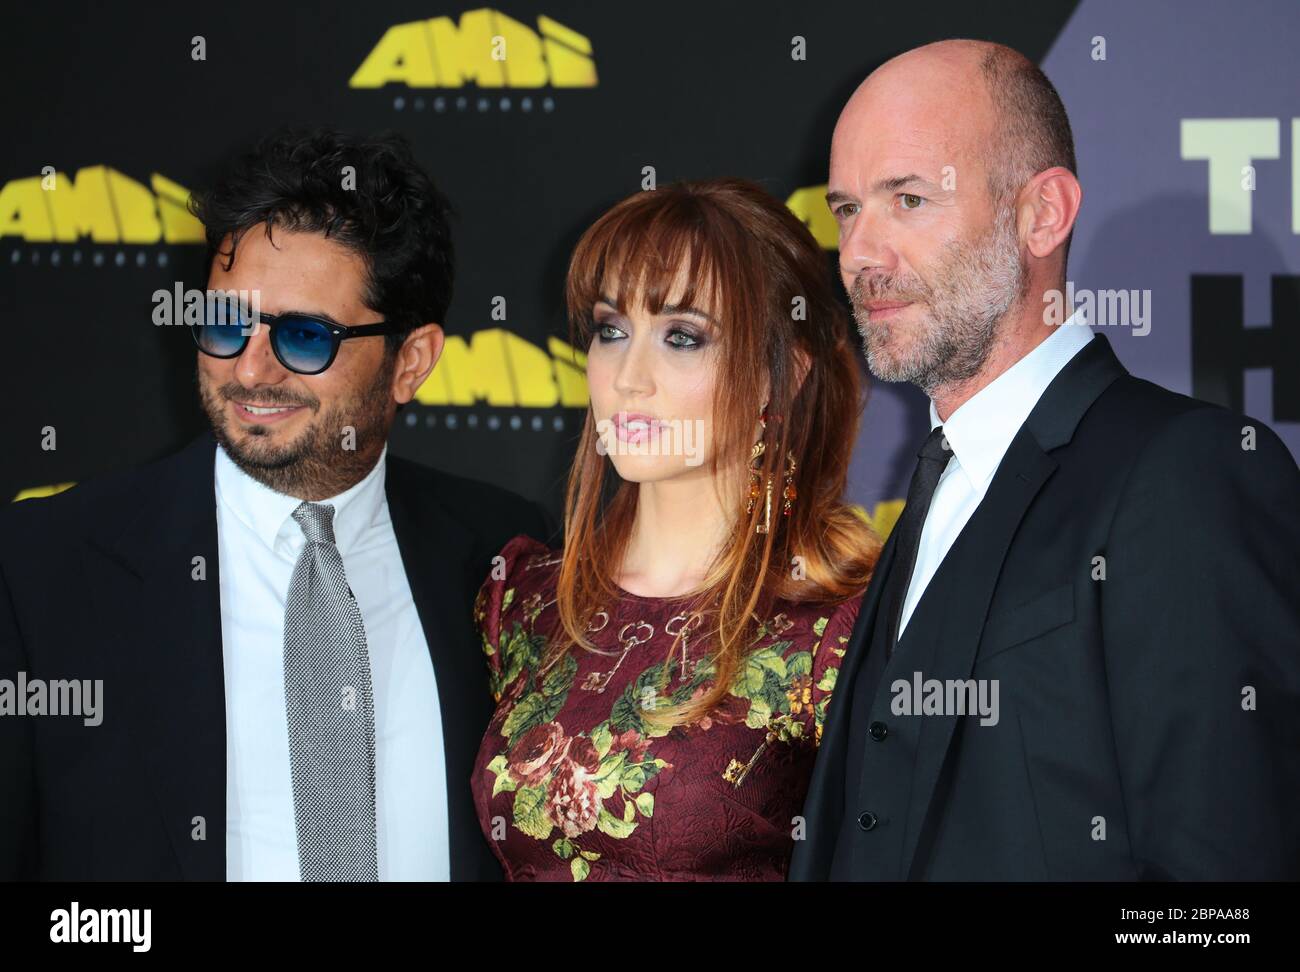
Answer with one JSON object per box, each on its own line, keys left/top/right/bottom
{"left": 878, "top": 426, "right": 953, "bottom": 655}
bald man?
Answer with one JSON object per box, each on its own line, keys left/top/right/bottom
{"left": 791, "top": 40, "right": 1300, "bottom": 881}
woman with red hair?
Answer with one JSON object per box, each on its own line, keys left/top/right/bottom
{"left": 472, "top": 178, "right": 880, "bottom": 880}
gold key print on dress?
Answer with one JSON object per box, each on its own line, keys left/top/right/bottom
{"left": 580, "top": 619, "right": 655, "bottom": 693}
{"left": 664, "top": 611, "right": 704, "bottom": 682}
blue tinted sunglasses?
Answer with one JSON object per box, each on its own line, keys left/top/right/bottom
{"left": 189, "top": 295, "right": 401, "bottom": 375}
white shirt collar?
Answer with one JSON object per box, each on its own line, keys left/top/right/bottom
{"left": 214, "top": 442, "right": 389, "bottom": 556}
{"left": 929, "top": 309, "right": 1094, "bottom": 490}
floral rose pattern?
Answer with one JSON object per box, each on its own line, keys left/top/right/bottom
{"left": 472, "top": 534, "right": 861, "bottom": 881}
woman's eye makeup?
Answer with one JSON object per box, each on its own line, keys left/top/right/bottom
{"left": 665, "top": 325, "right": 703, "bottom": 349}
{"left": 591, "top": 314, "right": 707, "bottom": 350}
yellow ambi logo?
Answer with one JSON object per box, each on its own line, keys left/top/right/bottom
{"left": 0, "top": 167, "right": 204, "bottom": 244}
{"left": 785, "top": 184, "right": 838, "bottom": 251}
{"left": 350, "top": 9, "right": 596, "bottom": 89}
{"left": 415, "top": 329, "right": 588, "bottom": 406}
{"left": 11, "top": 483, "right": 75, "bottom": 502}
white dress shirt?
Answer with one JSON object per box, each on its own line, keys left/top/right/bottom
{"left": 214, "top": 443, "right": 449, "bottom": 881}
{"left": 898, "top": 311, "right": 1094, "bottom": 636}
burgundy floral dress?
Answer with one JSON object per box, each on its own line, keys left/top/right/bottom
{"left": 471, "top": 534, "right": 862, "bottom": 881}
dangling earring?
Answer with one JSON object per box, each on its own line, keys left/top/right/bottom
{"left": 746, "top": 406, "right": 797, "bottom": 534}
{"left": 779, "top": 450, "right": 797, "bottom": 522}
{"left": 747, "top": 438, "right": 769, "bottom": 533}
{"left": 746, "top": 406, "right": 769, "bottom": 532}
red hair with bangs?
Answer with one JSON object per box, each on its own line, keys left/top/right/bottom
{"left": 553, "top": 177, "right": 879, "bottom": 728}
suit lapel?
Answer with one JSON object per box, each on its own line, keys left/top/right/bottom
{"left": 384, "top": 458, "right": 495, "bottom": 880}
{"left": 894, "top": 334, "right": 1127, "bottom": 878}
{"left": 384, "top": 462, "right": 475, "bottom": 672}
{"left": 825, "top": 528, "right": 898, "bottom": 752}
{"left": 894, "top": 433, "right": 1057, "bottom": 876}
{"left": 84, "top": 434, "right": 226, "bottom": 880}
{"left": 790, "top": 528, "right": 898, "bottom": 879}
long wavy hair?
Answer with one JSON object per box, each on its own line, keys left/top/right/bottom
{"left": 552, "top": 177, "right": 879, "bottom": 728}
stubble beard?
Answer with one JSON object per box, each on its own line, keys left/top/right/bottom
{"left": 851, "top": 201, "right": 1027, "bottom": 399}
{"left": 197, "top": 359, "right": 395, "bottom": 499}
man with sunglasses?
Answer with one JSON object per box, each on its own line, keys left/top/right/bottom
{"left": 0, "top": 127, "right": 555, "bottom": 881}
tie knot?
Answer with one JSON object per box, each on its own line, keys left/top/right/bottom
{"left": 919, "top": 426, "right": 952, "bottom": 463}
{"left": 291, "top": 501, "right": 338, "bottom": 545}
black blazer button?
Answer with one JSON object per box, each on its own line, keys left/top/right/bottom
{"left": 868, "top": 721, "right": 888, "bottom": 741}
{"left": 857, "top": 810, "right": 878, "bottom": 831}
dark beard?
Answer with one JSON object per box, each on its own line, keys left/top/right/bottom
{"left": 197, "top": 359, "right": 395, "bottom": 500}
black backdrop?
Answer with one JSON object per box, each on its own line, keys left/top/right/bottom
{"left": 3, "top": 0, "right": 1093, "bottom": 519}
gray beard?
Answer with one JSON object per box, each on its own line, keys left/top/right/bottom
{"left": 852, "top": 206, "right": 1026, "bottom": 398}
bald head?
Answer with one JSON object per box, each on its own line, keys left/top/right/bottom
{"left": 828, "top": 39, "right": 1083, "bottom": 414}
{"left": 852, "top": 39, "right": 1004, "bottom": 122}
{"left": 835, "top": 39, "right": 1074, "bottom": 214}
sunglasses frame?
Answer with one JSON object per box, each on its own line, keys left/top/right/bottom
{"left": 189, "top": 306, "right": 403, "bottom": 375}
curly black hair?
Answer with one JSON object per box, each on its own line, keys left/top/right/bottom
{"left": 189, "top": 126, "right": 455, "bottom": 353}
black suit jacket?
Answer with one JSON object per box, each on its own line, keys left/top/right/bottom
{"left": 0, "top": 432, "right": 556, "bottom": 880}
{"left": 791, "top": 335, "right": 1300, "bottom": 881}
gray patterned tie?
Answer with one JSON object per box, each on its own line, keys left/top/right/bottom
{"left": 282, "top": 501, "right": 379, "bottom": 882}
